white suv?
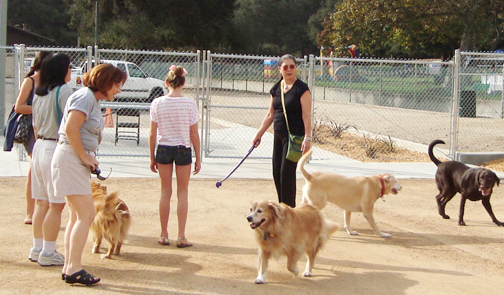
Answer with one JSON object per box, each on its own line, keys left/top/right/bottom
{"left": 70, "top": 60, "right": 166, "bottom": 103}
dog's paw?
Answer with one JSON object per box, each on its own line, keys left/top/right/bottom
{"left": 442, "top": 214, "right": 450, "bottom": 219}
{"left": 380, "top": 232, "right": 392, "bottom": 238}
{"left": 458, "top": 221, "right": 466, "bottom": 226}
{"left": 100, "top": 254, "right": 112, "bottom": 259}
{"left": 303, "top": 271, "right": 312, "bottom": 277}
{"left": 254, "top": 273, "right": 266, "bottom": 284}
{"left": 91, "top": 247, "right": 100, "bottom": 254}
{"left": 348, "top": 230, "right": 359, "bottom": 235}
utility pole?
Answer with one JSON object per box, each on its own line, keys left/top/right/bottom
{"left": 94, "top": 0, "right": 98, "bottom": 48}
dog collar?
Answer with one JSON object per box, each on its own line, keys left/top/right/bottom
{"left": 263, "top": 232, "right": 275, "bottom": 241}
{"left": 378, "top": 176, "right": 385, "bottom": 197}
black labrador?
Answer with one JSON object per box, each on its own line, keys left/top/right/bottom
{"left": 428, "top": 140, "right": 502, "bottom": 226}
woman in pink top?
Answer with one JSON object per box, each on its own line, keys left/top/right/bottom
{"left": 149, "top": 65, "right": 201, "bottom": 248}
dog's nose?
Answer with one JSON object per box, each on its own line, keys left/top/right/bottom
{"left": 246, "top": 215, "right": 252, "bottom": 222}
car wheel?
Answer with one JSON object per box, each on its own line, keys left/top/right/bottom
{"left": 147, "top": 87, "right": 164, "bottom": 103}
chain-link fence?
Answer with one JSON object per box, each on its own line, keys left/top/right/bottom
{"left": 457, "top": 51, "right": 504, "bottom": 154}
{"left": 2, "top": 46, "right": 504, "bottom": 162}
{"left": 309, "top": 56, "right": 455, "bottom": 161}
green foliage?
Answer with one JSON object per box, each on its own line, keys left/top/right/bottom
{"left": 232, "top": 0, "right": 331, "bottom": 55}
{"left": 318, "top": 0, "right": 504, "bottom": 58}
{"left": 8, "top": 0, "right": 78, "bottom": 46}
{"left": 8, "top": 0, "right": 503, "bottom": 57}
{"left": 69, "top": 0, "right": 235, "bottom": 50}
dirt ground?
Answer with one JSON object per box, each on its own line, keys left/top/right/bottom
{"left": 3, "top": 176, "right": 504, "bottom": 295}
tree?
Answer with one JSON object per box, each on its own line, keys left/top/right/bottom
{"left": 318, "top": 0, "right": 504, "bottom": 58}
{"left": 8, "top": 0, "right": 78, "bottom": 46}
{"left": 68, "top": 0, "right": 235, "bottom": 50}
{"left": 232, "top": 0, "right": 327, "bottom": 56}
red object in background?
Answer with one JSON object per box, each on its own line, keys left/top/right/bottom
{"left": 348, "top": 44, "right": 360, "bottom": 58}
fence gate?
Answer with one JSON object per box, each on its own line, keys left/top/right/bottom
{"left": 202, "top": 52, "right": 309, "bottom": 159}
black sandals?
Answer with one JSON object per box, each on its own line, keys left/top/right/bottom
{"left": 64, "top": 269, "right": 100, "bottom": 285}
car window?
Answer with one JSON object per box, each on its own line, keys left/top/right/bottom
{"left": 127, "top": 63, "right": 146, "bottom": 78}
{"left": 116, "top": 63, "right": 127, "bottom": 73}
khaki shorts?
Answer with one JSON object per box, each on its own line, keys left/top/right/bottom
{"left": 31, "top": 139, "right": 65, "bottom": 203}
{"left": 52, "top": 143, "right": 95, "bottom": 198}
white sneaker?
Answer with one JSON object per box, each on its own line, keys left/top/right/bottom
{"left": 28, "top": 248, "right": 41, "bottom": 262}
{"left": 37, "top": 250, "right": 65, "bottom": 266}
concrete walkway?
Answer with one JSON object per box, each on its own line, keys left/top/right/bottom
{"left": 1, "top": 136, "right": 440, "bottom": 180}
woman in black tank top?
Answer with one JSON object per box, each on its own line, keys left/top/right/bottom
{"left": 253, "top": 54, "right": 312, "bottom": 207}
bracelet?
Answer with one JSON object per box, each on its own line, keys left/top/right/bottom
{"left": 303, "top": 137, "right": 312, "bottom": 142}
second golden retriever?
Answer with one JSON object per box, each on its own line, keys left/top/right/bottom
{"left": 247, "top": 200, "right": 338, "bottom": 284}
{"left": 299, "top": 150, "right": 402, "bottom": 238}
{"left": 90, "top": 182, "right": 131, "bottom": 259}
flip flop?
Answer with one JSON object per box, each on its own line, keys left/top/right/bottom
{"left": 158, "top": 237, "right": 170, "bottom": 245}
{"left": 24, "top": 218, "right": 32, "bottom": 225}
{"left": 176, "top": 238, "right": 193, "bottom": 248}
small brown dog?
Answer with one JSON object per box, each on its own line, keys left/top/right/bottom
{"left": 90, "top": 182, "right": 131, "bottom": 259}
{"left": 247, "top": 200, "right": 338, "bottom": 284}
{"left": 299, "top": 149, "right": 402, "bottom": 238}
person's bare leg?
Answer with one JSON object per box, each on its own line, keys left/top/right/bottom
{"left": 64, "top": 194, "right": 96, "bottom": 278}
{"left": 32, "top": 200, "right": 49, "bottom": 240}
{"left": 43, "top": 203, "right": 65, "bottom": 241}
{"left": 62, "top": 203, "right": 76, "bottom": 278}
{"left": 157, "top": 163, "right": 173, "bottom": 240}
{"left": 25, "top": 165, "right": 35, "bottom": 224}
{"left": 175, "top": 164, "right": 191, "bottom": 245}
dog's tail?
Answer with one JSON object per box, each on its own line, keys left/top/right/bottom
{"left": 324, "top": 219, "right": 339, "bottom": 237}
{"left": 298, "top": 149, "right": 313, "bottom": 181}
{"left": 428, "top": 139, "right": 445, "bottom": 166}
{"left": 316, "top": 219, "right": 339, "bottom": 254}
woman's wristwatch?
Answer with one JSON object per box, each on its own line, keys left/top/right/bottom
{"left": 303, "top": 136, "right": 312, "bottom": 142}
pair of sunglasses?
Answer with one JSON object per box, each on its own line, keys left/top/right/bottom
{"left": 281, "top": 64, "right": 296, "bottom": 70}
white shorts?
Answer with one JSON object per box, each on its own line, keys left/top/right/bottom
{"left": 31, "top": 139, "right": 65, "bottom": 203}
{"left": 52, "top": 143, "right": 95, "bottom": 198}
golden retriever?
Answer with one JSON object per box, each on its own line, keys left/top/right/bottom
{"left": 299, "top": 150, "right": 402, "bottom": 238}
{"left": 247, "top": 200, "right": 338, "bottom": 284}
{"left": 90, "top": 182, "right": 131, "bottom": 259}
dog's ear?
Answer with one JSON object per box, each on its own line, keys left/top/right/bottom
{"left": 496, "top": 174, "right": 500, "bottom": 187}
{"left": 381, "top": 174, "right": 394, "bottom": 182}
{"left": 268, "top": 201, "right": 284, "bottom": 220}
{"left": 476, "top": 170, "right": 483, "bottom": 185}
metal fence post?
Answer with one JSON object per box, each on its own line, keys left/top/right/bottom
{"left": 204, "top": 50, "right": 212, "bottom": 157}
{"left": 308, "top": 54, "right": 315, "bottom": 104}
{"left": 450, "top": 49, "right": 461, "bottom": 160}
{"left": 87, "top": 46, "right": 93, "bottom": 70}
{"left": 501, "top": 65, "right": 504, "bottom": 118}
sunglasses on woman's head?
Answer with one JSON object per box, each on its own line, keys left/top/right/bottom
{"left": 281, "top": 64, "right": 296, "bottom": 70}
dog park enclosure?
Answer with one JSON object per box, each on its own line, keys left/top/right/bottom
{"left": 2, "top": 46, "right": 504, "bottom": 162}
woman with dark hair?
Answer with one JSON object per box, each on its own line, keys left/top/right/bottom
{"left": 29, "top": 53, "right": 73, "bottom": 268}
{"left": 14, "top": 51, "right": 52, "bottom": 225}
{"left": 52, "top": 63, "right": 127, "bottom": 285}
{"left": 253, "top": 54, "right": 312, "bottom": 208}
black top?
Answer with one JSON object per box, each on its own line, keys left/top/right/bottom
{"left": 27, "top": 77, "right": 35, "bottom": 106}
{"left": 270, "top": 79, "right": 310, "bottom": 136}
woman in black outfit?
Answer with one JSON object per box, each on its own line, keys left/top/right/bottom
{"left": 253, "top": 54, "right": 312, "bottom": 207}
